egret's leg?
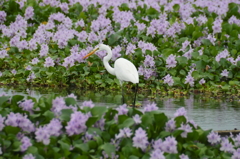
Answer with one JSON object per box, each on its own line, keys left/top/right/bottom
{"left": 133, "top": 83, "right": 138, "bottom": 108}
{"left": 119, "top": 81, "right": 125, "bottom": 104}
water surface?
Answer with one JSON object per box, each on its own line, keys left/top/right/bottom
{"left": 0, "top": 86, "right": 239, "bottom": 131}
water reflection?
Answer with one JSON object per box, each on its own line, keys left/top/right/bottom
{"left": 0, "top": 86, "right": 239, "bottom": 131}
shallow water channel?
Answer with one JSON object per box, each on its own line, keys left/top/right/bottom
{"left": 1, "top": 86, "right": 239, "bottom": 131}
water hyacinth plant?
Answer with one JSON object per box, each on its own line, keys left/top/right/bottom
{"left": 0, "top": 0, "right": 240, "bottom": 94}
{"left": 0, "top": 93, "right": 239, "bottom": 158}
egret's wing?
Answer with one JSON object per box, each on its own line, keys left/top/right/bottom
{"left": 114, "top": 58, "right": 139, "bottom": 83}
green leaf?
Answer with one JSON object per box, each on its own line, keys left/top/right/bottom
{"left": 91, "top": 106, "right": 107, "bottom": 118}
{"left": 11, "top": 95, "right": 24, "bottom": 106}
{"left": 75, "top": 143, "right": 89, "bottom": 152}
{"left": 60, "top": 109, "right": 73, "bottom": 122}
{"left": 0, "top": 96, "right": 10, "bottom": 107}
{"left": 27, "top": 146, "right": 38, "bottom": 154}
{"left": 43, "top": 110, "right": 55, "bottom": 120}
{"left": 174, "top": 116, "right": 187, "bottom": 127}
{"left": 65, "top": 97, "right": 77, "bottom": 106}
{"left": 118, "top": 118, "right": 135, "bottom": 128}
{"left": 154, "top": 113, "right": 168, "bottom": 129}
{"left": 100, "top": 143, "right": 116, "bottom": 156}
{"left": 86, "top": 116, "right": 99, "bottom": 127}
{"left": 176, "top": 56, "right": 188, "bottom": 66}
{"left": 58, "top": 140, "right": 71, "bottom": 156}
{"left": 4, "top": 126, "right": 21, "bottom": 135}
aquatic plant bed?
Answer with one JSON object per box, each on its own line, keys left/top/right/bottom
{"left": 0, "top": 94, "right": 240, "bottom": 159}
{"left": 1, "top": 0, "right": 240, "bottom": 95}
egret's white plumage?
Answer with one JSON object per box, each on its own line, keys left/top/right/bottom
{"left": 83, "top": 44, "right": 139, "bottom": 107}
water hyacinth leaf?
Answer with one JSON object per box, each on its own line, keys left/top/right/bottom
{"left": 11, "top": 95, "right": 24, "bottom": 106}
{"left": 75, "top": 143, "right": 89, "bottom": 153}
{"left": 165, "top": 154, "right": 178, "bottom": 159}
{"left": 174, "top": 116, "right": 187, "bottom": 127}
{"left": 43, "top": 110, "right": 55, "bottom": 120}
{"left": 201, "top": 39, "right": 212, "bottom": 46}
{"left": 60, "top": 109, "right": 73, "bottom": 122}
{"left": 13, "top": 140, "right": 21, "bottom": 151}
{"left": 187, "top": 130, "right": 200, "bottom": 141}
{"left": 0, "top": 96, "right": 10, "bottom": 107}
{"left": 86, "top": 116, "right": 99, "bottom": 127}
{"left": 4, "top": 126, "right": 21, "bottom": 135}
{"left": 141, "top": 113, "right": 153, "bottom": 128}
{"left": 176, "top": 56, "right": 188, "bottom": 66}
{"left": 100, "top": 143, "right": 116, "bottom": 156}
{"left": 27, "top": 146, "right": 38, "bottom": 154}
{"left": 58, "top": 140, "right": 71, "bottom": 157}
{"left": 65, "top": 97, "right": 77, "bottom": 106}
{"left": 108, "top": 33, "right": 121, "bottom": 45}
{"left": 154, "top": 113, "right": 168, "bottom": 129}
{"left": 91, "top": 106, "right": 107, "bottom": 118}
{"left": 159, "top": 131, "right": 171, "bottom": 138}
{"left": 118, "top": 118, "right": 135, "bottom": 128}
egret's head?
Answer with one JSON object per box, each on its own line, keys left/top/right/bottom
{"left": 82, "top": 44, "right": 109, "bottom": 59}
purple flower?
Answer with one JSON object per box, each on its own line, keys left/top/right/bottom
{"left": 24, "top": 6, "right": 34, "bottom": 20}
{"left": 165, "top": 118, "right": 176, "bottom": 132}
{"left": 234, "top": 134, "right": 240, "bottom": 146}
{"left": 166, "top": 54, "right": 177, "bottom": 68}
{"left": 35, "top": 126, "right": 51, "bottom": 145}
{"left": 143, "top": 102, "right": 158, "bottom": 113}
{"left": 178, "top": 40, "right": 190, "bottom": 52}
{"left": 66, "top": 111, "right": 89, "bottom": 136}
{"left": 162, "top": 136, "right": 178, "bottom": 154}
{"left": 220, "top": 138, "right": 234, "bottom": 153}
{"left": 26, "top": 65, "right": 32, "bottom": 70}
{"left": 112, "top": 45, "right": 121, "bottom": 61}
{"left": 133, "top": 114, "right": 141, "bottom": 124}
{"left": 5, "top": 112, "right": 35, "bottom": 132}
{"left": 232, "top": 148, "right": 240, "bottom": 159}
{"left": 0, "top": 50, "right": 8, "bottom": 58}
{"left": 68, "top": 93, "right": 77, "bottom": 100}
{"left": 132, "top": 128, "right": 149, "bottom": 150}
{"left": 115, "top": 128, "right": 132, "bottom": 139}
{"left": 126, "top": 43, "right": 136, "bottom": 55}
{"left": 0, "top": 11, "right": 7, "bottom": 23}
{"left": 18, "top": 99, "right": 34, "bottom": 113}
{"left": 178, "top": 123, "right": 192, "bottom": 138}
{"left": 23, "top": 154, "right": 35, "bottom": 159}
{"left": 184, "top": 74, "right": 194, "bottom": 87}
{"left": 82, "top": 100, "right": 95, "bottom": 108}
{"left": 180, "top": 154, "right": 189, "bottom": 159}
{"left": 30, "top": 58, "right": 39, "bottom": 64}
{"left": 51, "top": 97, "right": 67, "bottom": 115}
{"left": 62, "top": 56, "right": 74, "bottom": 68}
{"left": 221, "top": 69, "right": 229, "bottom": 77}
{"left": 0, "top": 115, "right": 5, "bottom": 131}
{"left": 47, "top": 118, "right": 62, "bottom": 136}
{"left": 44, "top": 57, "right": 54, "bottom": 67}
{"left": 199, "top": 78, "right": 205, "bottom": 85}
{"left": 174, "top": 107, "right": 187, "bottom": 118}
{"left": 150, "top": 149, "right": 165, "bottom": 159}
{"left": 144, "top": 55, "right": 155, "bottom": 67}
{"left": 116, "top": 104, "right": 128, "bottom": 115}
{"left": 39, "top": 44, "right": 49, "bottom": 57}
{"left": 207, "top": 131, "right": 221, "bottom": 144}
{"left": 206, "top": 34, "right": 216, "bottom": 45}
{"left": 59, "top": 2, "right": 69, "bottom": 13}
{"left": 215, "top": 49, "right": 229, "bottom": 62}
{"left": 212, "top": 17, "right": 222, "bottom": 34}
{"left": 183, "top": 45, "right": 194, "bottom": 60}
{"left": 11, "top": 69, "right": 17, "bottom": 75}
{"left": 27, "top": 72, "right": 36, "bottom": 82}
{"left": 20, "top": 136, "right": 32, "bottom": 152}
{"left": 163, "top": 74, "right": 174, "bottom": 86}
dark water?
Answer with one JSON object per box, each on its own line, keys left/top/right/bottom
{"left": 0, "top": 86, "right": 239, "bottom": 131}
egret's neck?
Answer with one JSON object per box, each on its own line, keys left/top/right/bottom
{"left": 103, "top": 47, "right": 115, "bottom": 76}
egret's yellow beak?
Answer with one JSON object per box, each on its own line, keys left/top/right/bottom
{"left": 82, "top": 48, "right": 99, "bottom": 59}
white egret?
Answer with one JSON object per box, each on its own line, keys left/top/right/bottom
{"left": 83, "top": 44, "right": 139, "bottom": 107}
